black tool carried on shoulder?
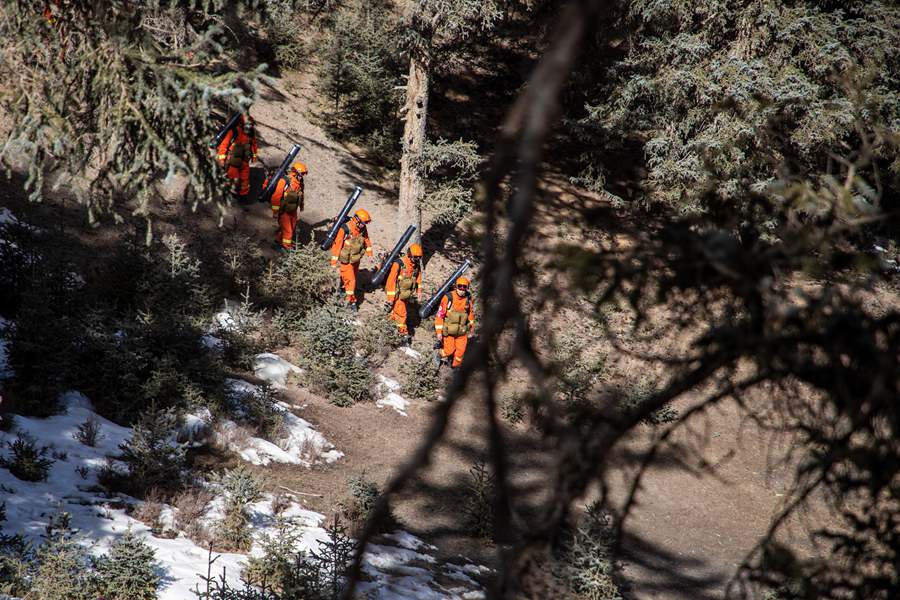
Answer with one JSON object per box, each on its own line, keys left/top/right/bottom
{"left": 320, "top": 186, "right": 363, "bottom": 250}
{"left": 210, "top": 111, "right": 243, "bottom": 148}
{"left": 259, "top": 144, "right": 301, "bottom": 205}
{"left": 419, "top": 259, "right": 471, "bottom": 319}
{"left": 368, "top": 225, "right": 416, "bottom": 290}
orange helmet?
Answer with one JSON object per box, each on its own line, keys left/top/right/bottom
{"left": 292, "top": 162, "right": 308, "bottom": 176}
{"left": 354, "top": 208, "right": 372, "bottom": 223}
{"left": 456, "top": 276, "right": 470, "bottom": 287}
{"left": 408, "top": 243, "right": 423, "bottom": 257}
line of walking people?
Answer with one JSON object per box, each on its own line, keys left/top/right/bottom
{"left": 215, "top": 113, "right": 475, "bottom": 369}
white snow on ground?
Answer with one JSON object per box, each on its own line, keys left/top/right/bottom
{"left": 253, "top": 352, "right": 303, "bottom": 389}
{"left": 400, "top": 346, "right": 422, "bottom": 359}
{"left": 0, "top": 393, "right": 486, "bottom": 598}
{"left": 221, "top": 378, "right": 342, "bottom": 466}
{"left": 0, "top": 317, "right": 11, "bottom": 380}
{"left": 0, "top": 207, "right": 22, "bottom": 226}
{"left": 375, "top": 374, "right": 411, "bottom": 417}
{"left": 358, "top": 532, "right": 488, "bottom": 600}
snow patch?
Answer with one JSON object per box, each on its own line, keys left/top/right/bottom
{"left": 375, "top": 375, "right": 411, "bottom": 416}
{"left": 0, "top": 396, "right": 486, "bottom": 598}
{"left": 253, "top": 352, "right": 302, "bottom": 389}
{"left": 400, "top": 346, "right": 422, "bottom": 359}
{"left": 220, "top": 379, "right": 341, "bottom": 466}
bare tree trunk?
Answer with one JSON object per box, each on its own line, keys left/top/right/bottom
{"left": 398, "top": 55, "right": 429, "bottom": 241}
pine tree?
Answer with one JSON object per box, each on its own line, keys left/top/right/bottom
{"left": 96, "top": 530, "right": 161, "bottom": 600}
{"left": 0, "top": 2, "right": 267, "bottom": 225}
{"left": 397, "top": 0, "right": 501, "bottom": 240}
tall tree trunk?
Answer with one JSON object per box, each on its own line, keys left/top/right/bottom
{"left": 398, "top": 55, "right": 429, "bottom": 242}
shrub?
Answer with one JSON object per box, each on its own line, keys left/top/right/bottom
{"left": 261, "top": 0, "right": 308, "bottom": 70}
{"left": 355, "top": 307, "right": 401, "bottom": 366}
{"left": 420, "top": 138, "right": 483, "bottom": 226}
{"left": 73, "top": 415, "right": 104, "bottom": 447}
{"left": 501, "top": 394, "right": 525, "bottom": 424}
{"left": 30, "top": 519, "right": 98, "bottom": 600}
{"left": 463, "top": 461, "right": 495, "bottom": 539}
{"left": 340, "top": 473, "right": 393, "bottom": 534}
{"left": 283, "top": 517, "right": 355, "bottom": 600}
{"left": 237, "top": 383, "right": 285, "bottom": 440}
{"left": 2, "top": 432, "right": 54, "bottom": 482}
{"left": 119, "top": 409, "right": 187, "bottom": 495}
{"left": 554, "top": 335, "right": 606, "bottom": 406}
{"left": 315, "top": 0, "right": 404, "bottom": 166}
{"left": 242, "top": 515, "right": 301, "bottom": 592}
{"left": 174, "top": 486, "right": 215, "bottom": 542}
{"left": 261, "top": 242, "right": 336, "bottom": 338}
{"left": 296, "top": 301, "right": 373, "bottom": 406}
{"left": 553, "top": 502, "right": 622, "bottom": 600}
{"left": 619, "top": 380, "right": 679, "bottom": 427}
{"left": 132, "top": 488, "right": 164, "bottom": 533}
{"left": 214, "top": 466, "right": 263, "bottom": 552}
{"left": 95, "top": 530, "right": 160, "bottom": 600}
{"left": 400, "top": 353, "right": 442, "bottom": 402}
{"left": 0, "top": 502, "right": 31, "bottom": 597}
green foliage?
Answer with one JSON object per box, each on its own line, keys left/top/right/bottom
{"left": 119, "top": 408, "right": 187, "bottom": 496}
{"left": 420, "top": 138, "right": 483, "bottom": 226}
{"left": 73, "top": 415, "right": 104, "bottom": 447}
{"left": 619, "top": 379, "right": 679, "bottom": 426}
{"left": 295, "top": 301, "right": 373, "bottom": 406}
{"left": 463, "top": 460, "right": 495, "bottom": 539}
{"left": 567, "top": 0, "right": 900, "bottom": 219}
{"left": 0, "top": 502, "right": 31, "bottom": 596}
{"left": 263, "top": 242, "right": 336, "bottom": 341}
{"left": 553, "top": 502, "right": 622, "bottom": 600}
{"left": 552, "top": 335, "right": 606, "bottom": 407}
{"left": 355, "top": 307, "right": 401, "bottom": 366}
{"left": 242, "top": 515, "right": 301, "bottom": 593}
{"left": 339, "top": 473, "right": 393, "bottom": 534}
{"left": 0, "top": 1, "right": 262, "bottom": 219}
{"left": 2, "top": 432, "right": 54, "bottom": 482}
{"left": 315, "top": 0, "right": 404, "bottom": 165}
{"left": 260, "top": 0, "right": 308, "bottom": 70}
{"left": 30, "top": 517, "right": 98, "bottom": 600}
{"left": 197, "top": 517, "right": 355, "bottom": 600}
{"left": 283, "top": 517, "right": 355, "bottom": 600}
{"left": 214, "top": 466, "right": 263, "bottom": 552}
{"left": 95, "top": 530, "right": 161, "bottom": 600}
{"left": 501, "top": 394, "right": 525, "bottom": 424}
{"left": 400, "top": 353, "right": 442, "bottom": 401}
{"left": 236, "top": 383, "right": 286, "bottom": 440}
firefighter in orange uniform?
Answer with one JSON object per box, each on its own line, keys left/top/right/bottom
{"left": 216, "top": 115, "right": 258, "bottom": 198}
{"left": 384, "top": 243, "right": 423, "bottom": 342}
{"left": 330, "top": 209, "right": 373, "bottom": 307}
{"left": 434, "top": 276, "right": 475, "bottom": 368}
{"left": 268, "top": 162, "right": 307, "bottom": 250}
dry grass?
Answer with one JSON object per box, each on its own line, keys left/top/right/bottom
{"left": 174, "top": 486, "right": 215, "bottom": 543}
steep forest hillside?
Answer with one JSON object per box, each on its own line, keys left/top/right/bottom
{"left": 0, "top": 2, "right": 898, "bottom": 600}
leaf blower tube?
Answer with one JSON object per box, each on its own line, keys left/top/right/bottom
{"left": 210, "top": 111, "right": 243, "bottom": 148}
{"left": 368, "top": 225, "right": 417, "bottom": 290}
{"left": 320, "top": 186, "right": 363, "bottom": 250}
{"left": 419, "top": 259, "right": 472, "bottom": 319}
{"left": 259, "top": 144, "right": 302, "bottom": 205}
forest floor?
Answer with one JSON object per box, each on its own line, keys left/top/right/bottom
{"left": 0, "top": 68, "right": 869, "bottom": 600}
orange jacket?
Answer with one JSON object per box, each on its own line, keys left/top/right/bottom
{"left": 435, "top": 290, "right": 475, "bottom": 336}
{"left": 385, "top": 255, "right": 422, "bottom": 302}
{"left": 269, "top": 173, "right": 304, "bottom": 214}
{"left": 330, "top": 219, "right": 372, "bottom": 265}
{"left": 216, "top": 120, "right": 257, "bottom": 165}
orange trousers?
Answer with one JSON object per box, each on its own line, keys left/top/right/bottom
{"left": 441, "top": 334, "right": 468, "bottom": 368}
{"left": 389, "top": 299, "right": 410, "bottom": 335}
{"left": 339, "top": 262, "right": 360, "bottom": 304}
{"left": 226, "top": 162, "right": 250, "bottom": 196}
{"left": 277, "top": 212, "right": 298, "bottom": 249}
